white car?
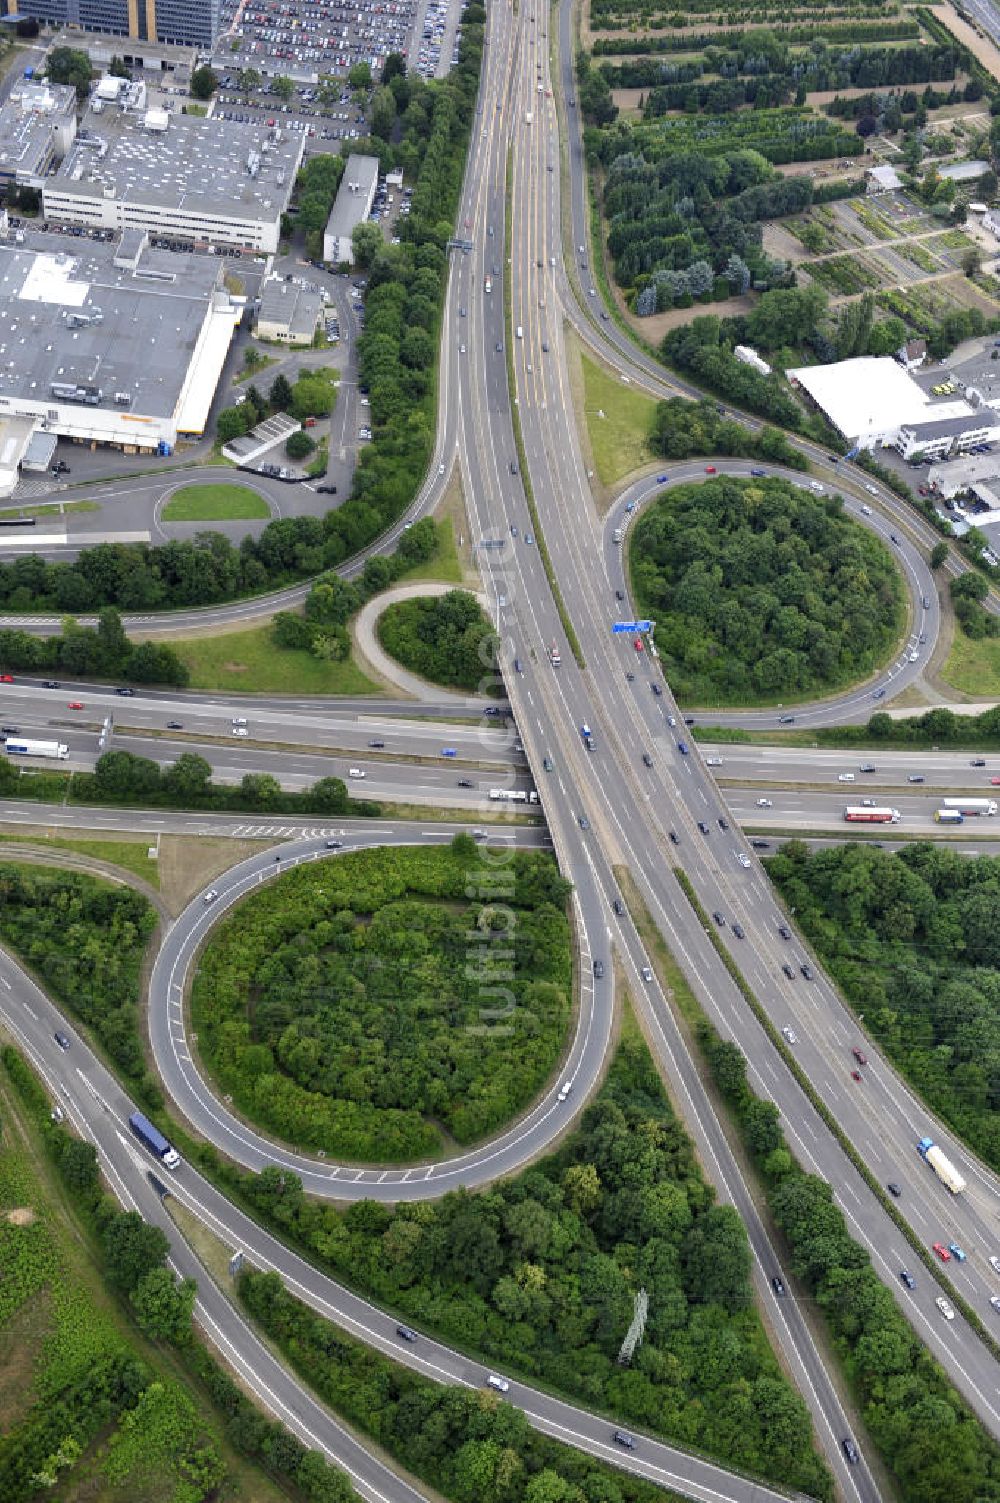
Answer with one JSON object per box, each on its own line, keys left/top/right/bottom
{"left": 737, "top": 853, "right": 751, "bottom": 869}
{"left": 232, "top": 716, "right": 247, "bottom": 726}
{"left": 865, "top": 484, "right": 878, "bottom": 496}
{"left": 641, "top": 966, "right": 653, "bottom": 982}
{"left": 936, "top": 1296, "right": 955, "bottom": 1322}
{"left": 756, "top": 797, "right": 773, "bottom": 808}
{"left": 782, "top": 1026, "right": 797, "bottom": 1044}
{"left": 203, "top": 889, "right": 219, "bottom": 905}
{"left": 232, "top": 727, "right": 248, "bottom": 737}
{"left": 909, "top": 651, "right": 919, "bottom": 663}
{"left": 838, "top": 773, "right": 855, "bottom": 783}
{"left": 348, "top": 768, "right": 366, "bottom": 779}
{"left": 557, "top": 1081, "right": 572, "bottom": 1102}
{"left": 706, "top": 756, "right": 722, "bottom": 767}
{"left": 486, "top": 1374, "right": 510, "bottom": 1393}
{"left": 989, "top": 1256, "right": 1000, "bottom": 1275}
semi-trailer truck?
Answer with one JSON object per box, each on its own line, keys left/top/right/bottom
{"left": 934, "top": 809, "right": 964, "bottom": 824}
{"left": 4, "top": 739, "right": 69, "bottom": 760}
{"left": 488, "top": 788, "right": 540, "bottom": 804}
{"left": 942, "top": 797, "right": 997, "bottom": 816}
{"left": 128, "top": 1111, "right": 181, "bottom": 1170}
{"left": 843, "top": 806, "right": 900, "bottom": 823}
{"left": 917, "top": 1136, "right": 966, "bottom": 1194}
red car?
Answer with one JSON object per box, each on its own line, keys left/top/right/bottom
{"left": 852, "top": 1047, "right": 867, "bottom": 1067}
{"left": 933, "top": 1242, "right": 951, "bottom": 1262}
{"left": 634, "top": 637, "right": 644, "bottom": 653}
{"left": 0, "top": 673, "right": 11, "bottom": 683}
{"left": 851, "top": 1070, "right": 862, "bottom": 1082}
{"left": 68, "top": 700, "right": 84, "bottom": 710}
{"left": 990, "top": 777, "right": 1000, "bottom": 786}
{"left": 705, "top": 465, "right": 717, "bottom": 474}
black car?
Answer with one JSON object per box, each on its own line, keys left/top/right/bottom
{"left": 593, "top": 959, "right": 604, "bottom": 979}
{"left": 651, "top": 683, "right": 662, "bottom": 696}
{"left": 509, "top": 460, "right": 518, "bottom": 475}
{"left": 612, "top": 1431, "right": 635, "bottom": 1451}
{"left": 316, "top": 484, "right": 338, "bottom": 494}
{"left": 842, "top": 1439, "right": 860, "bottom": 1466}
{"left": 613, "top": 898, "right": 624, "bottom": 915}
{"left": 684, "top": 717, "right": 695, "bottom": 726}
{"left": 167, "top": 721, "right": 183, "bottom": 730}
{"left": 907, "top": 775, "right": 924, "bottom": 784}
{"left": 615, "top": 590, "right": 624, "bottom": 601}
{"left": 642, "top": 753, "right": 653, "bottom": 767}
{"left": 579, "top": 814, "right": 590, "bottom": 830}
{"left": 325, "top": 840, "right": 342, "bottom": 849}
{"left": 732, "top": 922, "right": 745, "bottom": 939}
{"left": 771, "top": 1275, "right": 786, "bottom": 1296}
{"left": 712, "top": 911, "right": 725, "bottom": 927}
{"left": 899, "top": 1269, "right": 916, "bottom": 1290}
{"left": 800, "top": 963, "right": 813, "bottom": 980}
{"left": 778, "top": 714, "right": 795, "bottom": 724}
{"left": 971, "top": 758, "right": 987, "bottom": 768}
{"left": 42, "top": 680, "right": 60, "bottom": 689}
{"left": 750, "top": 838, "right": 770, "bottom": 850}
{"left": 368, "top": 739, "right": 385, "bottom": 748}
{"left": 669, "top": 831, "right": 679, "bottom": 845}
{"left": 54, "top": 1030, "right": 70, "bottom": 1051}
{"left": 457, "top": 779, "right": 473, "bottom": 788}
{"left": 625, "top": 672, "right": 635, "bottom": 683}
{"left": 1, "top": 725, "right": 18, "bottom": 734}
{"left": 887, "top": 1181, "right": 902, "bottom": 1197}
{"left": 778, "top": 925, "right": 791, "bottom": 940}
{"left": 782, "top": 963, "right": 794, "bottom": 979}
{"left": 115, "top": 687, "right": 135, "bottom": 696}
{"left": 698, "top": 821, "right": 709, "bottom": 835}
{"left": 717, "top": 816, "right": 729, "bottom": 831}
{"left": 396, "top": 1325, "right": 417, "bottom": 1342}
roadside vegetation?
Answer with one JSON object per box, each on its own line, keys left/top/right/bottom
{"left": 581, "top": 353, "right": 657, "bottom": 485}
{"left": 0, "top": 831, "right": 160, "bottom": 886}
{"left": 630, "top": 475, "right": 904, "bottom": 705}
{"left": 207, "top": 1014, "right": 832, "bottom": 1497}
{"left": 191, "top": 840, "right": 573, "bottom": 1161}
{"left": 769, "top": 840, "right": 1000, "bottom": 1174}
{"left": 161, "top": 484, "right": 272, "bottom": 522}
{"left": 651, "top": 397, "right": 807, "bottom": 469}
{"left": 178, "top": 621, "right": 381, "bottom": 696}
{"left": 0, "top": 1045, "right": 359, "bottom": 1503}
{"left": 0, "top": 607, "right": 188, "bottom": 686}
{"left": 377, "top": 590, "right": 498, "bottom": 692}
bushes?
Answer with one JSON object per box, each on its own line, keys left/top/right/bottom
{"left": 696, "top": 1018, "right": 1000, "bottom": 1503}
{"left": 0, "top": 608, "right": 187, "bottom": 687}
{"left": 190, "top": 843, "right": 573, "bottom": 1161}
{"left": 629, "top": 475, "right": 904, "bottom": 705}
{"left": 652, "top": 396, "right": 807, "bottom": 468}
{"left": 206, "top": 1024, "right": 831, "bottom": 1497}
{"left": 662, "top": 319, "right": 804, "bottom": 427}
{"left": 377, "top": 589, "right": 498, "bottom": 690}
{"left": 769, "top": 840, "right": 1000, "bottom": 1174}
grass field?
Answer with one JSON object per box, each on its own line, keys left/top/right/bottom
{"left": 404, "top": 485, "right": 469, "bottom": 585}
{"left": 161, "top": 484, "right": 272, "bottom": 522}
{"left": 0, "top": 832, "right": 160, "bottom": 886}
{"left": 176, "top": 622, "right": 381, "bottom": 695}
{"left": 940, "top": 630, "right": 1000, "bottom": 698}
{"left": 0, "top": 500, "right": 99, "bottom": 518}
{"left": 581, "top": 353, "right": 657, "bottom": 486}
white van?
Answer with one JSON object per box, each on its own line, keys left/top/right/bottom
{"left": 838, "top": 772, "right": 855, "bottom": 783}
{"left": 516, "top": 325, "right": 523, "bottom": 339}
{"left": 348, "top": 768, "right": 366, "bottom": 779}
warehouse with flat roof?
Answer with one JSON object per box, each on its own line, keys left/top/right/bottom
{"left": 323, "top": 154, "right": 379, "bottom": 266}
{"left": 256, "top": 277, "right": 323, "bottom": 345}
{"left": 0, "top": 80, "right": 78, "bottom": 191}
{"left": 0, "top": 232, "right": 242, "bottom": 450}
{"left": 43, "top": 108, "right": 303, "bottom": 254}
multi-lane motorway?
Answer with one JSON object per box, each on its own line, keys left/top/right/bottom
{"left": 3, "top": 2, "right": 1000, "bottom": 1500}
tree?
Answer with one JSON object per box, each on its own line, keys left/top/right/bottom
{"left": 102, "top": 1210, "right": 170, "bottom": 1292}
{"left": 962, "top": 245, "right": 982, "bottom": 278}
{"left": 217, "top": 404, "right": 253, "bottom": 443}
{"left": 286, "top": 430, "right": 316, "bottom": 460}
{"left": 290, "top": 376, "right": 335, "bottom": 420}
{"left": 45, "top": 47, "right": 93, "bottom": 99}
{"left": 237, "top": 67, "right": 262, "bottom": 97}
{"left": 190, "top": 65, "right": 219, "bottom": 101}
{"left": 269, "top": 373, "right": 294, "bottom": 412}
{"left": 348, "top": 62, "right": 372, "bottom": 90}
{"left": 381, "top": 52, "right": 407, "bottom": 85}
{"left": 131, "top": 1265, "right": 197, "bottom": 1343}
{"left": 58, "top": 1138, "right": 100, "bottom": 1197}
{"left": 308, "top": 776, "right": 348, "bottom": 812}
{"left": 352, "top": 222, "right": 383, "bottom": 269}
{"left": 241, "top": 772, "right": 283, "bottom": 806}
{"left": 273, "top": 75, "right": 295, "bottom": 103}
{"left": 108, "top": 56, "right": 131, "bottom": 79}
{"left": 163, "top": 752, "right": 213, "bottom": 800}
{"left": 930, "top": 542, "right": 949, "bottom": 569}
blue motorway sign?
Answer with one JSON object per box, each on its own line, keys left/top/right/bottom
{"left": 612, "top": 620, "right": 652, "bottom": 634}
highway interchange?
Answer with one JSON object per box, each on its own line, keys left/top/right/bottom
{"left": 4, "top": 3, "right": 1000, "bottom": 1502}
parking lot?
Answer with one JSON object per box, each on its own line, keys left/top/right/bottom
{"left": 215, "top": 0, "right": 464, "bottom": 82}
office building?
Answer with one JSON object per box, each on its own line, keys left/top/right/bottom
{"left": 323, "top": 153, "right": 379, "bottom": 265}
{"left": 1, "top": 0, "right": 219, "bottom": 48}
{"left": 256, "top": 277, "right": 323, "bottom": 345}
{"left": 0, "top": 79, "right": 77, "bottom": 190}
{"left": 43, "top": 107, "right": 303, "bottom": 253}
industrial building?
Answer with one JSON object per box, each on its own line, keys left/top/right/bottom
{"left": 323, "top": 153, "right": 379, "bottom": 266}
{"left": 0, "top": 0, "right": 219, "bottom": 48}
{"left": 0, "top": 228, "right": 242, "bottom": 454}
{"left": 256, "top": 277, "right": 323, "bottom": 345}
{"left": 48, "top": 27, "right": 197, "bottom": 79}
{"left": 43, "top": 105, "right": 303, "bottom": 254}
{"left": 0, "top": 80, "right": 77, "bottom": 191}
{"left": 788, "top": 355, "right": 1000, "bottom": 459}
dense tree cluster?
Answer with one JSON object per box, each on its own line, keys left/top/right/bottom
{"left": 378, "top": 589, "right": 498, "bottom": 691}
{"left": 191, "top": 842, "right": 573, "bottom": 1161}
{"left": 0, "top": 868, "right": 155, "bottom": 1095}
{"left": 700, "top": 1020, "right": 1000, "bottom": 1503}
{"left": 652, "top": 397, "right": 807, "bottom": 468}
{"left": 44, "top": 46, "right": 92, "bottom": 97}
{"left": 592, "top": 21, "right": 923, "bottom": 55}
{"left": 662, "top": 318, "right": 805, "bottom": 424}
{"left": 770, "top": 840, "right": 1000, "bottom": 1172}
{"left": 211, "top": 1030, "right": 830, "bottom": 1496}
{"left": 630, "top": 475, "right": 903, "bottom": 704}
{"left": 0, "top": 608, "right": 187, "bottom": 686}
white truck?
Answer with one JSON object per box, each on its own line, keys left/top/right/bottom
{"left": 917, "top": 1137, "right": 966, "bottom": 1194}
{"left": 4, "top": 738, "right": 69, "bottom": 760}
{"left": 942, "top": 798, "right": 997, "bottom": 816}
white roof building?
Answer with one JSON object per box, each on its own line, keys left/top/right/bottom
{"left": 323, "top": 154, "right": 379, "bottom": 266}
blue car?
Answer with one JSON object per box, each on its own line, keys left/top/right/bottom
{"left": 678, "top": 741, "right": 689, "bottom": 755}
{"left": 750, "top": 468, "right": 766, "bottom": 477}
{"left": 442, "top": 747, "right": 457, "bottom": 757}
{"left": 948, "top": 1242, "right": 967, "bottom": 1262}
{"left": 656, "top": 473, "right": 668, "bottom": 483}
